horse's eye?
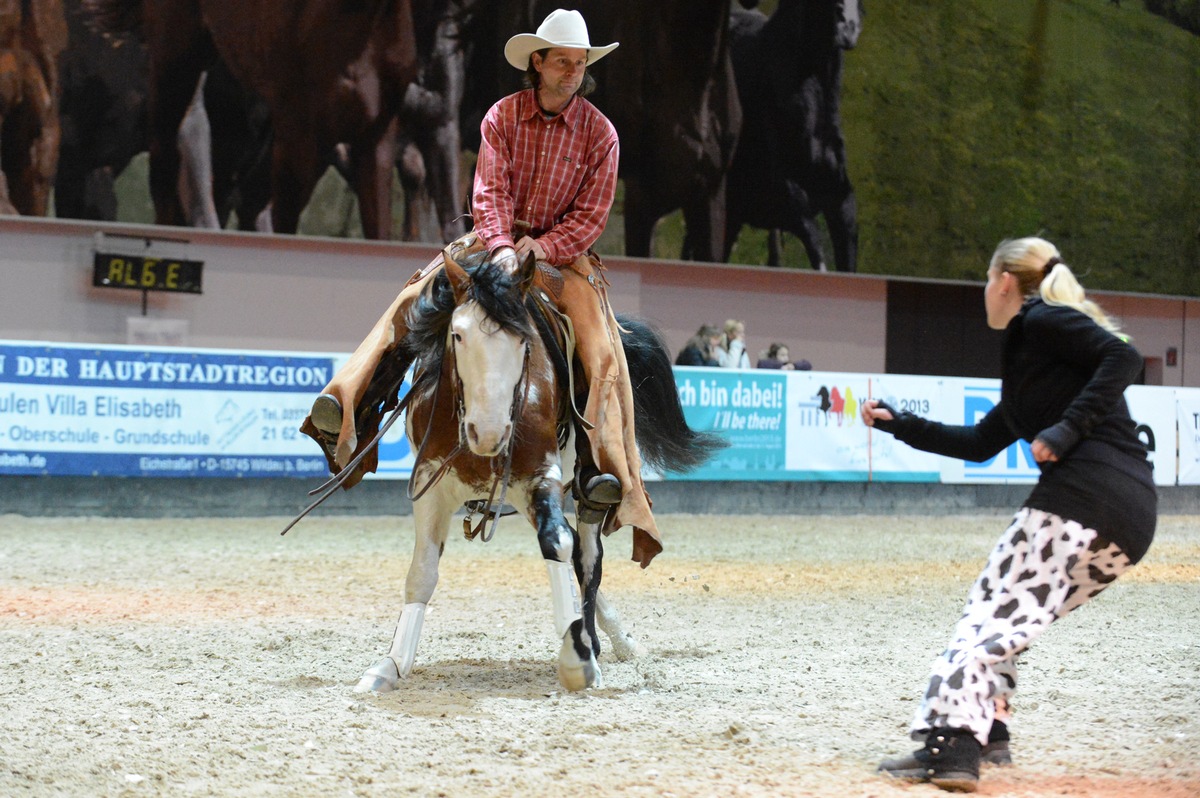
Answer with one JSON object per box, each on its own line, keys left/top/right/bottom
{"left": 452, "top": 332, "right": 463, "bottom": 343}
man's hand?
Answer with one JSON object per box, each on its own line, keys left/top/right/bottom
{"left": 513, "top": 235, "right": 547, "bottom": 263}
{"left": 491, "top": 246, "right": 518, "bottom": 274}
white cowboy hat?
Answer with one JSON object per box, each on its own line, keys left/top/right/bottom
{"left": 503, "top": 9, "right": 618, "bottom": 70}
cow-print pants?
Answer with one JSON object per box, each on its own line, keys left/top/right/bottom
{"left": 911, "top": 507, "right": 1132, "bottom": 747}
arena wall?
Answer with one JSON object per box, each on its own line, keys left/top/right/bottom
{"left": 6, "top": 216, "right": 1200, "bottom": 519}
{"left": 5, "top": 216, "right": 1199, "bottom": 386}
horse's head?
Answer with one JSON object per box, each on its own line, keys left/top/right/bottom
{"left": 835, "top": 0, "right": 863, "bottom": 50}
{"left": 443, "top": 249, "right": 538, "bottom": 457}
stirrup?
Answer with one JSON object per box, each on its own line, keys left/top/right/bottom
{"left": 576, "top": 473, "right": 621, "bottom": 525}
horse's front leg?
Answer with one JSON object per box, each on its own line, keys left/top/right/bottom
{"left": 354, "top": 490, "right": 454, "bottom": 693}
{"left": 532, "top": 480, "right": 599, "bottom": 691}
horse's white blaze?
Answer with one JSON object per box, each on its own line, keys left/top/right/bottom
{"left": 451, "top": 303, "right": 524, "bottom": 456}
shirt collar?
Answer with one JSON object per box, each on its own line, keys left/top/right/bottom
{"left": 519, "top": 88, "right": 580, "bottom": 130}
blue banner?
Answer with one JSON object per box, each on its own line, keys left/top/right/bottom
{"left": 673, "top": 367, "right": 788, "bottom": 479}
{"left": 1, "top": 341, "right": 334, "bottom": 477}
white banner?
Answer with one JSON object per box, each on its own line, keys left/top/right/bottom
{"left": 1125, "top": 385, "right": 1177, "bottom": 486}
{"left": 1, "top": 339, "right": 1181, "bottom": 485}
{"left": 785, "top": 370, "right": 874, "bottom": 480}
{"left": 855, "top": 374, "right": 944, "bottom": 481}
{"left": 1175, "top": 389, "right": 1200, "bottom": 484}
{"left": 938, "top": 378, "right": 1040, "bottom": 484}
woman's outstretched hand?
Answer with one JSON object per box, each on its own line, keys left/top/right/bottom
{"left": 860, "top": 399, "right": 894, "bottom": 428}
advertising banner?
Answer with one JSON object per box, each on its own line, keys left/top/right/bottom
{"left": 1175, "top": 389, "right": 1200, "bottom": 485}
{"left": 856, "top": 374, "right": 944, "bottom": 482}
{"left": 1125, "top": 385, "right": 1177, "bottom": 487}
{"left": 2, "top": 339, "right": 1183, "bottom": 486}
{"left": 938, "top": 378, "right": 1040, "bottom": 484}
{"left": 675, "top": 369, "right": 942, "bottom": 482}
{"left": 0, "top": 341, "right": 333, "bottom": 478}
{"left": 940, "top": 379, "right": 1173, "bottom": 486}
{"left": 785, "top": 370, "right": 871, "bottom": 479}
{"left": 369, "top": 375, "right": 416, "bottom": 480}
{"left": 674, "top": 366, "right": 788, "bottom": 479}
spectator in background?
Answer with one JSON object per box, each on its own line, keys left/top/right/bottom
{"left": 717, "top": 318, "right": 751, "bottom": 368}
{"left": 757, "top": 342, "right": 796, "bottom": 370}
{"left": 757, "top": 342, "right": 814, "bottom": 371}
{"left": 675, "top": 324, "right": 723, "bottom": 367}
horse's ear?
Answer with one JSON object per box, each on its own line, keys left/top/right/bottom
{"left": 443, "top": 247, "right": 471, "bottom": 302}
{"left": 517, "top": 251, "right": 537, "bottom": 297}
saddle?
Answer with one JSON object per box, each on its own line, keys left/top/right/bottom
{"left": 435, "top": 228, "right": 566, "bottom": 304}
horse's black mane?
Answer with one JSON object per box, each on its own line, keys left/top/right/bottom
{"left": 404, "top": 252, "right": 539, "bottom": 380}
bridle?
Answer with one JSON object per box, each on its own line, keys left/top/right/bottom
{"left": 282, "top": 252, "right": 559, "bottom": 540}
{"left": 405, "top": 321, "right": 533, "bottom": 543}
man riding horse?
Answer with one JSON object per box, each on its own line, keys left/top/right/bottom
{"left": 301, "top": 9, "right": 666, "bottom": 567}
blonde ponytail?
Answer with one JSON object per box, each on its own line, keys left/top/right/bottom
{"left": 990, "top": 237, "right": 1122, "bottom": 335}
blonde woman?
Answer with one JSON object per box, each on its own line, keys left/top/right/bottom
{"left": 716, "top": 319, "right": 751, "bottom": 368}
{"left": 862, "top": 237, "right": 1156, "bottom": 792}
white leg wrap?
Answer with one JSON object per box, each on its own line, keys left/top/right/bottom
{"left": 545, "top": 559, "right": 582, "bottom": 639}
{"left": 385, "top": 602, "right": 427, "bottom": 679}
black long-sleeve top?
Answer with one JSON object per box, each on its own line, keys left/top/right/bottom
{"left": 876, "top": 298, "right": 1156, "bottom": 562}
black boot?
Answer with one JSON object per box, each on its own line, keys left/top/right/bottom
{"left": 307, "top": 348, "right": 412, "bottom": 467}
{"left": 878, "top": 727, "right": 981, "bottom": 793}
{"left": 309, "top": 394, "right": 343, "bottom": 460}
{"left": 571, "top": 410, "right": 621, "bottom": 525}
{"left": 575, "top": 471, "right": 622, "bottom": 525}
{"left": 982, "top": 719, "right": 1012, "bottom": 766}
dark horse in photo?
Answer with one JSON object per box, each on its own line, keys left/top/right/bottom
{"left": 83, "top": 0, "right": 421, "bottom": 238}
{"left": 725, "top": 0, "right": 862, "bottom": 271}
{"left": 344, "top": 249, "right": 723, "bottom": 692}
{"left": 0, "top": 0, "right": 67, "bottom": 217}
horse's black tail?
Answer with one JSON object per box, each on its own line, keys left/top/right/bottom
{"left": 617, "top": 315, "right": 727, "bottom": 474}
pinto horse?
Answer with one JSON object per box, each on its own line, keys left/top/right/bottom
{"left": 343, "top": 249, "right": 723, "bottom": 693}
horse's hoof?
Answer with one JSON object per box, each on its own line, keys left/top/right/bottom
{"left": 558, "top": 655, "right": 600, "bottom": 692}
{"left": 353, "top": 657, "right": 399, "bottom": 693}
{"left": 608, "top": 633, "right": 647, "bottom": 662}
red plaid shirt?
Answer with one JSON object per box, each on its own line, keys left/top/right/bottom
{"left": 472, "top": 89, "right": 619, "bottom": 266}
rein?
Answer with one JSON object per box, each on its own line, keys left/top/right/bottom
{"left": 282, "top": 265, "right": 568, "bottom": 542}
{"left": 279, "top": 372, "right": 412, "bottom": 536}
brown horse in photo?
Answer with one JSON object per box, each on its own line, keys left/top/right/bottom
{"left": 83, "top": 0, "right": 422, "bottom": 238}
{"left": 0, "top": 0, "right": 67, "bottom": 217}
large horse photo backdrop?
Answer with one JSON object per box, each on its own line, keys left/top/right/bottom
{"left": 2, "top": 1, "right": 1198, "bottom": 291}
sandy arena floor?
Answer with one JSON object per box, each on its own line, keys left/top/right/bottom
{"left": 0, "top": 511, "right": 1197, "bottom": 797}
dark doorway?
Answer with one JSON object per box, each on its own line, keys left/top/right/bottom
{"left": 885, "top": 281, "right": 1003, "bottom": 378}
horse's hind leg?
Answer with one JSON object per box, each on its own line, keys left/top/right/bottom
{"left": 595, "top": 590, "right": 646, "bottom": 661}
{"left": 354, "top": 494, "right": 452, "bottom": 693}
